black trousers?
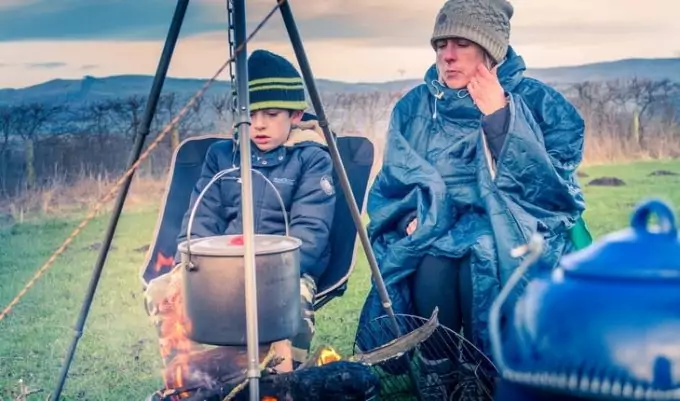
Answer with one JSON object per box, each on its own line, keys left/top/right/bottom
{"left": 410, "top": 254, "right": 474, "bottom": 360}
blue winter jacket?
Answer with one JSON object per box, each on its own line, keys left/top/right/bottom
{"left": 176, "top": 118, "right": 336, "bottom": 281}
{"left": 357, "top": 46, "right": 586, "bottom": 357}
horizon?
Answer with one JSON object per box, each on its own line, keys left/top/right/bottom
{"left": 1, "top": 0, "right": 679, "bottom": 89}
{"left": 6, "top": 54, "right": 680, "bottom": 91}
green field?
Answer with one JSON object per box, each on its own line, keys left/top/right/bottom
{"left": 1, "top": 159, "right": 680, "bottom": 400}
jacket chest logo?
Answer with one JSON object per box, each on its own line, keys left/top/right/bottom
{"left": 272, "top": 177, "right": 296, "bottom": 186}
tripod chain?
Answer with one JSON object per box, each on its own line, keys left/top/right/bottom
{"left": 226, "top": 0, "right": 238, "bottom": 124}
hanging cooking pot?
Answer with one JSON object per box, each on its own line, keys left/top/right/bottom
{"left": 177, "top": 167, "right": 302, "bottom": 346}
{"left": 489, "top": 198, "right": 680, "bottom": 400}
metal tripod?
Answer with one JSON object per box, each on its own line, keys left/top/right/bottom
{"left": 50, "top": 1, "right": 403, "bottom": 400}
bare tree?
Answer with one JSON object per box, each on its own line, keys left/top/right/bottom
{"left": 209, "top": 93, "right": 230, "bottom": 123}
{"left": 10, "top": 102, "right": 63, "bottom": 189}
{"left": 0, "top": 106, "right": 18, "bottom": 194}
{"left": 157, "top": 92, "right": 204, "bottom": 149}
{"left": 109, "top": 95, "right": 146, "bottom": 142}
{"left": 624, "top": 78, "right": 677, "bottom": 145}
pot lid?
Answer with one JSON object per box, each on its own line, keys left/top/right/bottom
{"left": 177, "top": 234, "right": 301, "bottom": 257}
{"left": 560, "top": 198, "right": 680, "bottom": 280}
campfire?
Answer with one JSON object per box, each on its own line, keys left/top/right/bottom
{"left": 143, "top": 255, "right": 378, "bottom": 401}
{"left": 142, "top": 251, "right": 475, "bottom": 400}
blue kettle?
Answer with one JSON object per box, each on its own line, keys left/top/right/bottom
{"left": 489, "top": 199, "right": 680, "bottom": 400}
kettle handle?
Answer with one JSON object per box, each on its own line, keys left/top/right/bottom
{"left": 184, "top": 166, "right": 290, "bottom": 269}
{"left": 631, "top": 198, "right": 677, "bottom": 238}
{"left": 488, "top": 233, "right": 545, "bottom": 374}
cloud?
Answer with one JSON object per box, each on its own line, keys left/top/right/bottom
{"left": 0, "top": 0, "right": 42, "bottom": 11}
{"left": 25, "top": 62, "right": 67, "bottom": 69}
{"left": 511, "top": 22, "right": 669, "bottom": 47}
{"left": 0, "top": 0, "right": 437, "bottom": 47}
{"left": 3, "top": 0, "right": 675, "bottom": 51}
{"left": 226, "top": 0, "right": 438, "bottom": 48}
{"left": 1, "top": 0, "right": 678, "bottom": 51}
{"left": 0, "top": 0, "right": 679, "bottom": 88}
{"left": 0, "top": 0, "right": 224, "bottom": 41}
{"left": 207, "top": 0, "right": 678, "bottom": 51}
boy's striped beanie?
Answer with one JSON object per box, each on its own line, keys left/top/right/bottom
{"left": 247, "top": 49, "right": 308, "bottom": 112}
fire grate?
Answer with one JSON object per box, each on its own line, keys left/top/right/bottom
{"left": 353, "top": 312, "right": 498, "bottom": 401}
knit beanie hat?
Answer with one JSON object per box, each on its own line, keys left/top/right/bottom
{"left": 247, "top": 49, "right": 308, "bottom": 112}
{"left": 430, "top": 0, "right": 514, "bottom": 63}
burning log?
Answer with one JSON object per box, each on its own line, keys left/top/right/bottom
{"left": 163, "top": 345, "right": 278, "bottom": 390}
{"left": 147, "top": 360, "right": 380, "bottom": 401}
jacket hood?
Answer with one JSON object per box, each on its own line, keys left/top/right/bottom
{"left": 285, "top": 119, "right": 327, "bottom": 148}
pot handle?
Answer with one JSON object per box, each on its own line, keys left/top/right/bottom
{"left": 488, "top": 233, "right": 545, "bottom": 374}
{"left": 185, "top": 166, "right": 290, "bottom": 267}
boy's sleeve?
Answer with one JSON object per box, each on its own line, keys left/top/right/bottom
{"left": 288, "top": 148, "right": 336, "bottom": 280}
{"left": 175, "top": 143, "right": 229, "bottom": 262}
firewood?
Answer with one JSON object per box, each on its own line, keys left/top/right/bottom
{"left": 176, "top": 361, "right": 380, "bottom": 401}
{"left": 164, "top": 345, "right": 280, "bottom": 389}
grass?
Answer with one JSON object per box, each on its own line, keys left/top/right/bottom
{"left": 1, "top": 159, "right": 680, "bottom": 400}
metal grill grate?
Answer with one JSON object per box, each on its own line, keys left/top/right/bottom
{"left": 354, "top": 313, "right": 498, "bottom": 401}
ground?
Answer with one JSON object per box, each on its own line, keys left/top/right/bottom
{"left": 1, "top": 160, "right": 680, "bottom": 400}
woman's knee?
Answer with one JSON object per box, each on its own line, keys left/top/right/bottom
{"left": 412, "top": 255, "right": 462, "bottom": 329}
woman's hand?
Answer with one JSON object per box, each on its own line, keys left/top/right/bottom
{"left": 467, "top": 64, "right": 507, "bottom": 116}
{"left": 406, "top": 218, "right": 418, "bottom": 235}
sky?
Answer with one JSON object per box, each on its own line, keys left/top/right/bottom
{"left": 0, "top": 0, "right": 679, "bottom": 89}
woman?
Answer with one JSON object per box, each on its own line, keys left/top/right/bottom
{"left": 356, "top": 0, "right": 589, "bottom": 375}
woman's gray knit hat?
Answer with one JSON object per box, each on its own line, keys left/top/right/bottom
{"left": 430, "top": 0, "right": 514, "bottom": 63}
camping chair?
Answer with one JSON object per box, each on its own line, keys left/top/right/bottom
{"left": 139, "top": 115, "right": 375, "bottom": 312}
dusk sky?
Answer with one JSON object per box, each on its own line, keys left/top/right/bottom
{"left": 1, "top": 0, "right": 678, "bottom": 89}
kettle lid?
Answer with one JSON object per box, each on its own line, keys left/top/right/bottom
{"left": 560, "top": 199, "right": 680, "bottom": 280}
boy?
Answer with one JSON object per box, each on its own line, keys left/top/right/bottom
{"left": 176, "top": 49, "right": 336, "bottom": 369}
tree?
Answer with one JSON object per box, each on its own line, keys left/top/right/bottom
{"left": 10, "top": 102, "right": 62, "bottom": 189}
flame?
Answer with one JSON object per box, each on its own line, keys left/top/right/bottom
{"left": 154, "top": 263, "right": 194, "bottom": 399}
{"left": 317, "top": 346, "right": 342, "bottom": 366}
{"left": 155, "top": 251, "right": 175, "bottom": 273}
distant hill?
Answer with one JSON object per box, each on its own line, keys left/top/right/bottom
{"left": 1, "top": 57, "right": 678, "bottom": 106}
{"left": 526, "top": 58, "right": 680, "bottom": 84}
{"left": 0, "top": 75, "right": 420, "bottom": 107}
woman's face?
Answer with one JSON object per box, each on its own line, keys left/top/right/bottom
{"left": 435, "top": 38, "right": 488, "bottom": 89}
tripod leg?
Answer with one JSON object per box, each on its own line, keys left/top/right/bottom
{"left": 276, "top": 1, "right": 399, "bottom": 334}
{"left": 231, "top": 1, "right": 261, "bottom": 401}
{"left": 50, "top": 1, "right": 190, "bottom": 399}
{"left": 277, "top": 4, "right": 427, "bottom": 400}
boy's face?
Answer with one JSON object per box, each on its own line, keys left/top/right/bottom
{"left": 249, "top": 108, "right": 303, "bottom": 152}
